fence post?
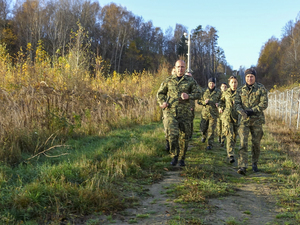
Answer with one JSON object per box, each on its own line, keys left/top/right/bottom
{"left": 285, "top": 90, "right": 289, "bottom": 123}
{"left": 289, "top": 89, "right": 294, "bottom": 127}
{"left": 297, "top": 100, "right": 300, "bottom": 129}
{"left": 275, "top": 93, "right": 277, "bottom": 119}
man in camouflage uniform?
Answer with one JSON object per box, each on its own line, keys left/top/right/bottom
{"left": 157, "top": 60, "right": 201, "bottom": 166}
{"left": 235, "top": 68, "right": 268, "bottom": 175}
{"left": 164, "top": 70, "right": 197, "bottom": 151}
{"left": 219, "top": 76, "right": 239, "bottom": 164}
{"left": 217, "top": 82, "right": 228, "bottom": 147}
{"left": 198, "top": 77, "right": 221, "bottom": 150}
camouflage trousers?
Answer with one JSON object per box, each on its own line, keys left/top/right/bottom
{"left": 200, "top": 115, "right": 217, "bottom": 146}
{"left": 164, "top": 114, "right": 191, "bottom": 160}
{"left": 217, "top": 118, "right": 226, "bottom": 143}
{"left": 190, "top": 108, "right": 195, "bottom": 138}
{"left": 238, "top": 123, "right": 264, "bottom": 168}
{"left": 223, "top": 121, "right": 239, "bottom": 158}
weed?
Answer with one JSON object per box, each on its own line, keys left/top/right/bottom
{"left": 136, "top": 214, "right": 150, "bottom": 218}
{"left": 225, "top": 217, "right": 240, "bottom": 225}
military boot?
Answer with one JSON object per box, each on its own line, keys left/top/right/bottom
{"left": 229, "top": 156, "right": 235, "bottom": 164}
{"left": 179, "top": 159, "right": 185, "bottom": 167}
{"left": 252, "top": 163, "right": 258, "bottom": 172}
{"left": 237, "top": 167, "right": 247, "bottom": 175}
{"left": 171, "top": 156, "right": 178, "bottom": 166}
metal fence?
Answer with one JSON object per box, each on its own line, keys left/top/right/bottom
{"left": 267, "top": 87, "right": 300, "bottom": 129}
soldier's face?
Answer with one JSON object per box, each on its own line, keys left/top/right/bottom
{"left": 220, "top": 84, "right": 227, "bottom": 92}
{"left": 175, "top": 61, "right": 186, "bottom": 77}
{"left": 246, "top": 74, "right": 255, "bottom": 85}
{"left": 229, "top": 79, "right": 238, "bottom": 90}
{"left": 208, "top": 82, "right": 215, "bottom": 89}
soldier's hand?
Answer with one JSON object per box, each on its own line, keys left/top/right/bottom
{"left": 181, "top": 93, "right": 189, "bottom": 100}
{"left": 219, "top": 108, "right": 223, "bottom": 113}
{"left": 160, "top": 102, "right": 168, "bottom": 109}
{"left": 205, "top": 99, "right": 209, "bottom": 104}
{"left": 240, "top": 111, "right": 247, "bottom": 120}
{"left": 215, "top": 103, "right": 219, "bottom": 107}
{"left": 245, "top": 109, "right": 254, "bottom": 116}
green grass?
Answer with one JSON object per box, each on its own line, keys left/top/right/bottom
{"left": 2, "top": 110, "right": 300, "bottom": 224}
{"left": 0, "top": 123, "right": 169, "bottom": 224}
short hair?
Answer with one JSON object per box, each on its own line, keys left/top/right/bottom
{"left": 228, "top": 75, "right": 238, "bottom": 82}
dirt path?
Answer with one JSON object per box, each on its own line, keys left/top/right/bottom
{"left": 96, "top": 167, "right": 280, "bottom": 225}
{"left": 205, "top": 179, "right": 279, "bottom": 224}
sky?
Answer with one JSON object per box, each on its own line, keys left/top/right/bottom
{"left": 97, "top": 0, "right": 300, "bottom": 70}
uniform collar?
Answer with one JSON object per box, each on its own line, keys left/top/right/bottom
{"left": 243, "top": 82, "right": 257, "bottom": 90}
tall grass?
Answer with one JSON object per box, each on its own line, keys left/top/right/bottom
{"left": 0, "top": 32, "right": 169, "bottom": 163}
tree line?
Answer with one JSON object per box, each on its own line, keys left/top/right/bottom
{"left": 0, "top": 0, "right": 234, "bottom": 86}
{"left": 257, "top": 13, "right": 300, "bottom": 89}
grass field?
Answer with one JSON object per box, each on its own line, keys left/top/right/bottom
{"left": 1, "top": 110, "right": 300, "bottom": 224}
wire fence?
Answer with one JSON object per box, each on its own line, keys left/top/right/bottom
{"left": 267, "top": 87, "right": 300, "bottom": 129}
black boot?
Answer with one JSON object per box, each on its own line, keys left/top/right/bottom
{"left": 252, "top": 163, "right": 258, "bottom": 172}
{"left": 206, "top": 145, "right": 212, "bottom": 150}
{"left": 171, "top": 156, "right": 178, "bottom": 166}
{"left": 179, "top": 159, "right": 185, "bottom": 167}
{"left": 237, "top": 167, "right": 247, "bottom": 175}
{"left": 229, "top": 156, "right": 235, "bottom": 164}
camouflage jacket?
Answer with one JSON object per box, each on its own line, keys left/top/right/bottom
{"left": 219, "top": 88, "right": 239, "bottom": 123}
{"left": 198, "top": 87, "right": 221, "bottom": 119}
{"left": 157, "top": 74, "right": 201, "bottom": 116}
{"left": 235, "top": 82, "right": 268, "bottom": 125}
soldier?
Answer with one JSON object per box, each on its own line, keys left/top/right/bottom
{"left": 235, "top": 68, "right": 268, "bottom": 175}
{"left": 163, "top": 67, "right": 176, "bottom": 152}
{"left": 198, "top": 77, "right": 222, "bottom": 150}
{"left": 164, "top": 70, "right": 198, "bottom": 152}
{"left": 219, "top": 76, "right": 239, "bottom": 164}
{"left": 157, "top": 60, "right": 201, "bottom": 166}
{"left": 217, "top": 82, "right": 228, "bottom": 146}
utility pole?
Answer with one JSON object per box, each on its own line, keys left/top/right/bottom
{"left": 184, "top": 32, "right": 192, "bottom": 73}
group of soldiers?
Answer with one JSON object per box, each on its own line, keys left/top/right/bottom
{"left": 157, "top": 60, "right": 268, "bottom": 175}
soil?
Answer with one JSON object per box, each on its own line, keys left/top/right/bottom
{"left": 95, "top": 166, "right": 281, "bottom": 225}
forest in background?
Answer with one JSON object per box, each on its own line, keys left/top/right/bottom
{"left": 0, "top": 0, "right": 235, "bottom": 86}
{"left": 257, "top": 13, "right": 300, "bottom": 89}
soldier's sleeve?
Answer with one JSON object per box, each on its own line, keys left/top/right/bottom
{"left": 219, "top": 92, "right": 225, "bottom": 110}
{"left": 157, "top": 81, "right": 168, "bottom": 105}
{"left": 197, "top": 88, "right": 206, "bottom": 105}
{"left": 252, "top": 86, "right": 268, "bottom": 112}
{"left": 188, "top": 79, "right": 201, "bottom": 100}
{"left": 235, "top": 88, "right": 244, "bottom": 114}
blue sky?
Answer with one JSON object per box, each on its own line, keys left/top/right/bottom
{"left": 98, "top": 0, "right": 300, "bottom": 70}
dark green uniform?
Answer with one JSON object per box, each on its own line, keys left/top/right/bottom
{"left": 157, "top": 74, "right": 201, "bottom": 160}
{"left": 198, "top": 88, "right": 222, "bottom": 147}
{"left": 235, "top": 82, "right": 268, "bottom": 168}
{"left": 219, "top": 88, "right": 239, "bottom": 158}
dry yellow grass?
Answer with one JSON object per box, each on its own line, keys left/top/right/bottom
{"left": 0, "top": 40, "right": 170, "bottom": 163}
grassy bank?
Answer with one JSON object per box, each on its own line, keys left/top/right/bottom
{"left": 0, "top": 122, "right": 170, "bottom": 224}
